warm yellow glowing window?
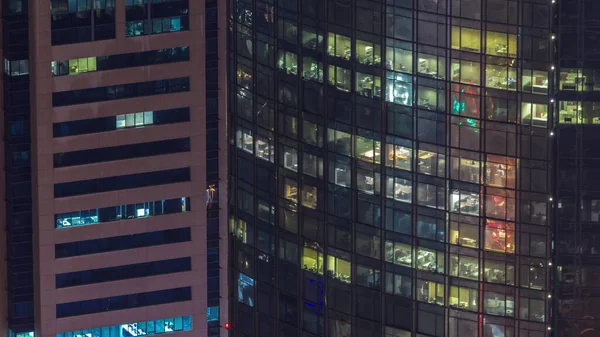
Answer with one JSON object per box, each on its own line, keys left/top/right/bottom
{"left": 283, "top": 177, "right": 298, "bottom": 203}
{"left": 416, "top": 247, "right": 445, "bottom": 273}
{"left": 451, "top": 27, "right": 481, "bottom": 53}
{"left": 522, "top": 69, "right": 548, "bottom": 95}
{"left": 485, "top": 31, "right": 517, "bottom": 57}
{"left": 301, "top": 184, "right": 318, "bottom": 209}
{"left": 327, "top": 254, "right": 351, "bottom": 283}
{"left": 449, "top": 286, "right": 478, "bottom": 311}
{"left": 416, "top": 279, "right": 445, "bottom": 306}
{"left": 558, "top": 101, "right": 580, "bottom": 124}
{"left": 485, "top": 62, "right": 517, "bottom": 91}
{"left": 68, "top": 57, "right": 97, "bottom": 75}
{"left": 356, "top": 39, "right": 381, "bottom": 66}
{"left": 385, "top": 144, "right": 412, "bottom": 171}
{"left": 302, "top": 246, "right": 324, "bottom": 274}
{"left": 449, "top": 220, "right": 479, "bottom": 248}
{"left": 328, "top": 32, "right": 351, "bottom": 60}
{"left": 521, "top": 102, "right": 548, "bottom": 127}
{"left": 355, "top": 135, "right": 382, "bottom": 164}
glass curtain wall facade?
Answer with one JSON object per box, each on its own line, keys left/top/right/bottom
{"left": 228, "top": 0, "right": 553, "bottom": 336}
{"left": 554, "top": 0, "right": 600, "bottom": 336}
{"left": 2, "top": 0, "right": 34, "bottom": 334}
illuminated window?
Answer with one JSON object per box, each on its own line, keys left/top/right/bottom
{"left": 451, "top": 27, "right": 481, "bottom": 53}
{"left": 326, "top": 249, "right": 351, "bottom": 283}
{"left": 521, "top": 102, "right": 548, "bottom": 127}
{"left": 328, "top": 65, "right": 352, "bottom": 92}
{"left": 417, "top": 146, "right": 445, "bottom": 177}
{"left": 415, "top": 247, "right": 445, "bottom": 273}
{"left": 386, "top": 43, "right": 413, "bottom": 74}
{"left": 485, "top": 31, "right": 517, "bottom": 57}
{"left": 55, "top": 316, "right": 193, "bottom": 337}
{"left": 386, "top": 143, "right": 412, "bottom": 171}
{"left": 355, "top": 135, "right": 381, "bottom": 164}
{"left": 386, "top": 176, "right": 412, "bottom": 203}
{"left": 484, "top": 219, "right": 515, "bottom": 253}
{"left": 485, "top": 61, "right": 517, "bottom": 91}
{"left": 255, "top": 134, "right": 274, "bottom": 162}
{"left": 384, "top": 240, "right": 412, "bottom": 267}
{"left": 449, "top": 217, "right": 479, "bottom": 248}
{"left": 485, "top": 155, "right": 516, "bottom": 188}
{"left": 385, "top": 71, "right": 413, "bottom": 106}
{"left": 302, "top": 244, "right": 324, "bottom": 274}
{"left": 302, "top": 57, "right": 323, "bottom": 82}
{"left": 484, "top": 259, "right": 515, "bottom": 285}
{"left": 238, "top": 273, "right": 255, "bottom": 306}
{"left": 449, "top": 253, "right": 479, "bottom": 280}
{"left": 282, "top": 146, "right": 298, "bottom": 171}
{"left": 356, "top": 72, "right": 382, "bottom": 98}
{"left": 65, "top": 57, "right": 97, "bottom": 75}
{"left": 483, "top": 290, "right": 514, "bottom": 317}
{"left": 277, "top": 50, "right": 298, "bottom": 75}
{"left": 230, "top": 217, "right": 251, "bottom": 244}
{"left": 356, "top": 39, "right": 381, "bottom": 66}
{"left": 283, "top": 177, "right": 298, "bottom": 203}
{"left": 301, "top": 184, "right": 318, "bottom": 209}
{"left": 416, "top": 279, "right": 444, "bottom": 306}
{"left": 522, "top": 69, "right": 548, "bottom": 95}
{"left": 236, "top": 127, "right": 253, "bottom": 153}
{"left": 449, "top": 286, "right": 478, "bottom": 311}
{"left": 417, "top": 53, "right": 444, "bottom": 79}
{"left": 557, "top": 100, "right": 580, "bottom": 124}
{"left": 116, "top": 111, "right": 154, "bottom": 129}
{"left": 449, "top": 189, "right": 480, "bottom": 216}
{"left": 327, "top": 32, "right": 351, "bottom": 60}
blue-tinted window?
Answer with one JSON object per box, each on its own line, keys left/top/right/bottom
{"left": 238, "top": 273, "right": 255, "bottom": 307}
{"left": 56, "top": 315, "right": 192, "bottom": 337}
{"left": 56, "top": 257, "right": 191, "bottom": 288}
{"left": 54, "top": 168, "right": 190, "bottom": 198}
{"left": 55, "top": 228, "right": 191, "bottom": 258}
{"left": 207, "top": 306, "right": 220, "bottom": 322}
{"left": 53, "top": 107, "right": 190, "bottom": 137}
{"left": 52, "top": 78, "right": 189, "bottom": 107}
{"left": 56, "top": 287, "right": 191, "bottom": 318}
{"left": 56, "top": 197, "right": 190, "bottom": 229}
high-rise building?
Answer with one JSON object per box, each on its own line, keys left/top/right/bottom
{"left": 553, "top": 1, "right": 600, "bottom": 337}
{"left": 0, "top": 0, "right": 228, "bottom": 337}
{"left": 228, "top": 0, "right": 553, "bottom": 336}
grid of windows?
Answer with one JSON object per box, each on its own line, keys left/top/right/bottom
{"left": 554, "top": 0, "right": 600, "bottom": 334}
{"left": 229, "top": 0, "right": 553, "bottom": 336}
{"left": 56, "top": 316, "right": 192, "bottom": 337}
